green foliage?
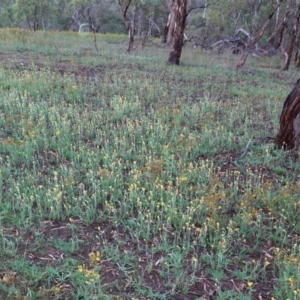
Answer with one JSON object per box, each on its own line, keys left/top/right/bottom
{"left": 100, "top": 12, "right": 126, "bottom": 33}
{"left": 0, "top": 5, "right": 15, "bottom": 28}
{"left": 14, "top": 0, "right": 52, "bottom": 29}
{"left": 204, "top": 0, "right": 273, "bottom": 44}
{"left": 205, "top": 0, "right": 244, "bottom": 35}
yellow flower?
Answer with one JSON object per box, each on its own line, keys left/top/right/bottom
{"left": 53, "top": 284, "right": 63, "bottom": 293}
{"left": 68, "top": 85, "right": 77, "bottom": 92}
{"left": 2, "top": 273, "right": 16, "bottom": 285}
{"left": 178, "top": 175, "right": 188, "bottom": 184}
{"left": 78, "top": 265, "right": 84, "bottom": 273}
{"left": 89, "top": 251, "right": 101, "bottom": 267}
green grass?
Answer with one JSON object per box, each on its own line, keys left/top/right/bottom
{"left": 0, "top": 28, "right": 299, "bottom": 299}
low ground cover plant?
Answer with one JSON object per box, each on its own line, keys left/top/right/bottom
{"left": 0, "top": 29, "right": 299, "bottom": 299}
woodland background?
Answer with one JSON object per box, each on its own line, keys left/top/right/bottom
{"left": 0, "top": 2, "right": 293, "bottom": 50}
{"left": 1, "top": 1, "right": 300, "bottom": 70}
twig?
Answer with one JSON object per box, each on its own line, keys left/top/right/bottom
{"left": 93, "top": 29, "right": 99, "bottom": 52}
{"left": 237, "top": 139, "right": 252, "bottom": 160}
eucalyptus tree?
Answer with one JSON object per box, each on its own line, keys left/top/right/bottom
{"left": 167, "top": 0, "right": 188, "bottom": 64}
{"left": 166, "top": 0, "right": 208, "bottom": 65}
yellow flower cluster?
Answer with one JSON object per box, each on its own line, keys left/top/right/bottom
{"left": 77, "top": 264, "right": 100, "bottom": 284}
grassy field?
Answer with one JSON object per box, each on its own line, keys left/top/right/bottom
{"left": 0, "top": 28, "right": 300, "bottom": 300}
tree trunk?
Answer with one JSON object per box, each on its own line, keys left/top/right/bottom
{"left": 168, "top": 0, "right": 188, "bottom": 65}
{"left": 167, "top": 6, "right": 176, "bottom": 44}
{"left": 281, "top": 3, "right": 300, "bottom": 71}
{"left": 275, "top": 0, "right": 280, "bottom": 30}
{"left": 118, "top": 0, "right": 134, "bottom": 52}
{"left": 162, "top": 2, "right": 176, "bottom": 44}
{"left": 275, "top": 80, "right": 300, "bottom": 150}
{"left": 127, "top": 24, "right": 134, "bottom": 52}
{"left": 161, "top": 24, "right": 168, "bottom": 43}
{"left": 33, "top": 5, "right": 39, "bottom": 31}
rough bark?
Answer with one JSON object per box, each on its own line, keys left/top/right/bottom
{"left": 236, "top": 1, "right": 283, "bottom": 70}
{"left": 275, "top": 80, "right": 300, "bottom": 150}
{"left": 168, "top": 0, "right": 188, "bottom": 65}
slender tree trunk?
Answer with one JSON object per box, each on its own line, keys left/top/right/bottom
{"left": 281, "top": 3, "right": 300, "bottom": 71}
{"left": 168, "top": 0, "right": 188, "bottom": 65}
{"left": 275, "top": 0, "right": 280, "bottom": 29}
{"left": 33, "top": 5, "right": 39, "bottom": 31}
{"left": 118, "top": 0, "right": 134, "bottom": 52}
{"left": 127, "top": 23, "right": 134, "bottom": 52}
{"left": 236, "top": 1, "right": 283, "bottom": 70}
{"left": 203, "top": 0, "right": 208, "bottom": 18}
{"left": 161, "top": 24, "right": 168, "bottom": 43}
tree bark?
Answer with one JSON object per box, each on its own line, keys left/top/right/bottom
{"left": 162, "top": 2, "right": 176, "bottom": 44}
{"left": 168, "top": 0, "right": 188, "bottom": 65}
{"left": 275, "top": 79, "right": 300, "bottom": 150}
{"left": 167, "top": 6, "right": 176, "bottom": 44}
